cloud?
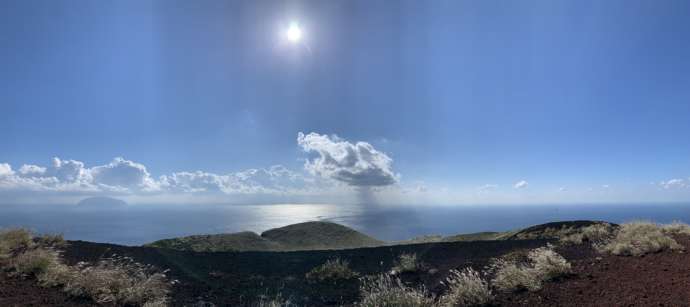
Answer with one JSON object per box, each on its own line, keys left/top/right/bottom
{"left": 90, "top": 157, "right": 159, "bottom": 191}
{"left": 478, "top": 184, "right": 498, "bottom": 192}
{"left": 18, "top": 164, "right": 46, "bottom": 176}
{"left": 0, "top": 157, "right": 316, "bottom": 198}
{"left": 45, "top": 158, "right": 90, "bottom": 183}
{"left": 0, "top": 163, "right": 13, "bottom": 177}
{"left": 558, "top": 187, "right": 567, "bottom": 192}
{"left": 297, "top": 132, "right": 399, "bottom": 187}
{"left": 660, "top": 178, "right": 686, "bottom": 189}
{"left": 513, "top": 180, "right": 529, "bottom": 189}
{"left": 159, "top": 165, "right": 311, "bottom": 194}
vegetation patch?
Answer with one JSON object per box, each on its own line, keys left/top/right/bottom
{"left": 253, "top": 294, "right": 295, "bottom": 307}
{"left": 661, "top": 221, "right": 690, "bottom": 236}
{"left": 0, "top": 228, "right": 34, "bottom": 258}
{"left": 359, "top": 274, "right": 436, "bottom": 307}
{"left": 596, "top": 221, "right": 683, "bottom": 256}
{"left": 439, "top": 267, "right": 493, "bottom": 307}
{"left": 306, "top": 258, "right": 359, "bottom": 282}
{"left": 560, "top": 223, "right": 615, "bottom": 245}
{"left": 489, "top": 245, "right": 571, "bottom": 292}
{"left": 0, "top": 228, "right": 170, "bottom": 306}
{"left": 147, "top": 221, "right": 383, "bottom": 252}
{"left": 393, "top": 253, "right": 423, "bottom": 274}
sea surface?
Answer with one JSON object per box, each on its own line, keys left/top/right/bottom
{"left": 1, "top": 203, "right": 689, "bottom": 246}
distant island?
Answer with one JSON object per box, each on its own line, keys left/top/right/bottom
{"left": 76, "top": 196, "right": 127, "bottom": 208}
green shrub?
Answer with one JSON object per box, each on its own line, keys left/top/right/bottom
{"left": 359, "top": 274, "right": 436, "bottom": 307}
{"left": 306, "top": 258, "right": 359, "bottom": 282}
{"left": 393, "top": 253, "right": 422, "bottom": 274}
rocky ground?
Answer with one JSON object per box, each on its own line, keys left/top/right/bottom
{"left": 0, "top": 271, "right": 93, "bottom": 307}
{"left": 494, "top": 235, "right": 690, "bottom": 306}
{"left": 2, "top": 227, "right": 690, "bottom": 306}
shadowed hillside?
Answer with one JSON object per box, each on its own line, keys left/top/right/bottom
{"left": 146, "top": 221, "right": 383, "bottom": 252}
{"left": 146, "top": 221, "right": 617, "bottom": 253}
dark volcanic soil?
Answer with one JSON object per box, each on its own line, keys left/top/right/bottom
{"left": 4, "top": 234, "right": 690, "bottom": 306}
{"left": 60, "top": 239, "right": 550, "bottom": 306}
{"left": 0, "top": 271, "right": 93, "bottom": 307}
{"left": 494, "top": 236, "right": 690, "bottom": 307}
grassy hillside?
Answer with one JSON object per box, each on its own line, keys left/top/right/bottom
{"left": 145, "top": 231, "right": 283, "bottom": 252}
{"left": 261, "top": 221, "right": 383, "bottom": 250}
{"left": 507, "top": 220, "right": 616, "bottom": 240}
{"left": 146, "top": 221, "right": 383, "bottom": 252}
{"left": 442, "top": 231, "right": 516, "bottom": 242}
{"left": 146, "top": 220, "right": 616, "bottom": 253}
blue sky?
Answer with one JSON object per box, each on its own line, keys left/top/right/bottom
{"left": 1, "top": 0, "right": 690, "bottom": 205}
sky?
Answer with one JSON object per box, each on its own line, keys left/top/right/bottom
{"left": 1, "top": 0, "right": 690, "bottom": 205}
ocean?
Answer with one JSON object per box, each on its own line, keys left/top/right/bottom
{"left": 1, "top": 202, "right": 689, "bottom": 246}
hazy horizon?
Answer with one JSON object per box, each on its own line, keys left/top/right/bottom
{"left": 1, "top": 200, "right": 688, "bottom": 246}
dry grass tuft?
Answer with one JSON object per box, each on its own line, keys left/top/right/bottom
{"left": 306, "top": 258, "right": 359, "bottom": 282}
{"left": 253, "top": 294, "right": 294, "bottom": 307}
{"left": 0, "top": 228, "right": 34, "bottom": 258}
{"left": 63, "top": 257, "right": 170, "bottom": 306}
{"left": 36, "top": 233, "right": 67, "bottom": 249}
{"left": 596, "top": 221, "right": 683, "bottom": 256}
{"left": 490, "top": 245, "right": 570, "bottom": 292}
{"left": 10, "top": 247, "right": 60, "bottom": 276}
{"left": 528, "top": 246, "right": 571, "bottom": 280}
{"left": 559, "top": 223, "right": 614, "bottom": 245}
{"left": 393, "top": 253, "right": 422, "bottom": 274}
{"left": 359, "top": 274, "right": 436, "bottom": 307}
{"left": 489, "top": 259, "right": 541, "bottom": 292}
{"left": 0, "top": 228, "right": 170, "bottom": 306}
{"left": 661, "top": 221, "right": 690, "bottom": 236}
{"left": 439, "top": 267, "right": 492, "bottom": 307}
{"left": 38, "top": 261, "right": 77, "bottom": 288}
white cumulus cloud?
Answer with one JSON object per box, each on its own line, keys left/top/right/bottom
{"left": 0, "top": 157, "right": 316, "bottom": 197}
{"left": 0, "top": 163, "right": 13, "bottom": 177}
{"left": 159, "top": 165, "right": 311, "bottom": 195}
{"left": 297, "top": 132, "right": 399, "bottom": 187}
{"left": 514, "top": 180, "right": 529, "bottom": 189}
{"left": 660, "top": 178, "right": 686, "bottom": 189}
{"left": 478, "top": 184, "right": 498, "bottom": 192}
{"left": 90, "top": 157, "right": 159, "bottom": 191}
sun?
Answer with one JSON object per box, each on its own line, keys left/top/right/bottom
{"left": 286, "top": 22, "right": 302, "bottom": 43}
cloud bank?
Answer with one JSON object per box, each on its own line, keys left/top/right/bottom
{"left": 297, "top": 132, "right": 399, "bottom": 187}
{"left": 0, "top": 157, "right": 313, "bottom": 197}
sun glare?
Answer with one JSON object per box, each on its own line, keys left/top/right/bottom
{"left": 286, "top": 22, "right": 302, "bottom": 42}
